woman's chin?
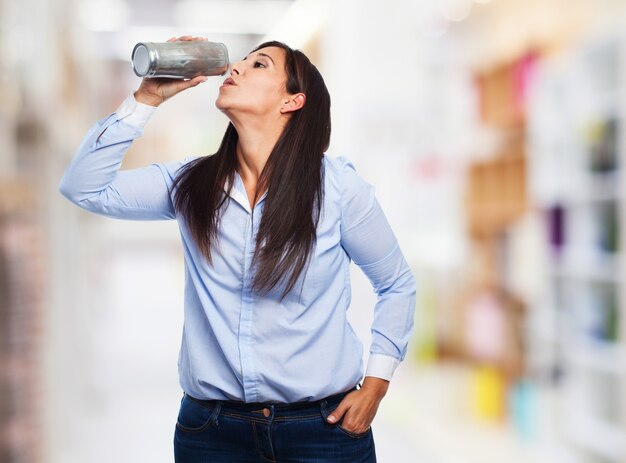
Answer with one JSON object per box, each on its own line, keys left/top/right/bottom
{"left": 214, "top": 98, "right": 229, "bottom": 111}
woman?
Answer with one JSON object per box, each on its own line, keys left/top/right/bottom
{"left": 59, "top": 36, "right": 416, "bottom": 462}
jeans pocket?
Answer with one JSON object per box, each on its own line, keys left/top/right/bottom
{"left": 319, "top": 400, "right": 371, "bottom": 439}
{"left": 336, "top": 422, "right": 371, "bottom": 439}
{"left": 176, "top": 395, "right": 214, "bottom": 433}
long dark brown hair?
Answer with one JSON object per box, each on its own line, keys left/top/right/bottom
{"left": 172, "top": 41, "right": 331, "bottom": 297}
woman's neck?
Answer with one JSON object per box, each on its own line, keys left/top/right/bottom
{"left": 233, "top": 117, "right": 286, "bottom": 208}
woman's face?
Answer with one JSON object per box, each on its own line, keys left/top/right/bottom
{"left": 215, "top": 46, "right": 291, "bottom": 119}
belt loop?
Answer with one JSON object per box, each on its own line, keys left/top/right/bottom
{"left": 319, "top": 399, "right": 328, "bottom": 416}
{"left": 210, "top": 401, "right": 222, "bottom": 428}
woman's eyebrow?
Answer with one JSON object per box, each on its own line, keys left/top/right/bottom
{"left": 242, "top": 52, "right": 275, "bottom": 65}
{"left": 255, "top": 52, "right": 275, "bottom": 65}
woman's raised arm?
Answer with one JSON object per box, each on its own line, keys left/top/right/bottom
{"left": 59, "top": 36, "right": 209, "bottom": 220}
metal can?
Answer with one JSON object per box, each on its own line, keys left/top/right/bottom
{"left": 131, "top": 41, "right": 229, "bottom": 79}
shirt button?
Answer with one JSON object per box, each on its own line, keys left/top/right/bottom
{"left": 262, "top": 408, "right": 271, "bottom": 418}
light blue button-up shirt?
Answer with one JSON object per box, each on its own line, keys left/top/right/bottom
{"left": 59, "top": 95, "right": 416, "bottom": 403}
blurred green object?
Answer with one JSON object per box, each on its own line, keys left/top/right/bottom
{"left": 412, "top": 272, "right": 437, "bottom": 364}
{"left": 600, "top": 201, "right": 619, "bottom": 253}
{"left": 605, "top": 288, "right": 619, "bottom": 342}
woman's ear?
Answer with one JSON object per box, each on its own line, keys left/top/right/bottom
{"left": 280, "top": 93, "right": 306, "bottom": 114}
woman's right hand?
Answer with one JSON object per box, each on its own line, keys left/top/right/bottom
{"left": 133, "top": 36, "right": 209, "bottom": 107}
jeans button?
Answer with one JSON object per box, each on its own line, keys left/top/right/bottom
{"left": 262, "top": 408, "right": 271, "bottom": 418}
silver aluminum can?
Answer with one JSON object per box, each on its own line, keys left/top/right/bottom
{"left": 131, "top": 41, "right": 229, "bottom": 79}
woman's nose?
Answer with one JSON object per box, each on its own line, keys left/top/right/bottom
{"left": 230, "top": 61, "right": 240, "bottom": 75}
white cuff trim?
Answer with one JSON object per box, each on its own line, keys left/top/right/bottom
{"left": 115, "top": 94, "right": 156, "bottom": 128}
{"left": 365, "top": 353, "right": 401, "bottom": 381}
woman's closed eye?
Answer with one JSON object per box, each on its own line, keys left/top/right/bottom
{"left": 242, "top": 56, "right": 266, "bottom": 68}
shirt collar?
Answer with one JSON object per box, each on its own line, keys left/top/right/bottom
{"left": 223, "top": 172, "right": 267, "bottom": 214}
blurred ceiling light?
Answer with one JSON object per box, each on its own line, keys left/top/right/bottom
{"left": 439, "top": 0, "right": 473, "bottom": 22}
{"left": 263, "top": 0, "right": 330, "bottom": 48}
{"left": 174, "top": 0, "right": 293, "bottom": 35}
{"left": 419, "top": 3, "right": 450, "bottom": 38}
{"left": 78, "top": 0, "right": 131, "bottom": 31}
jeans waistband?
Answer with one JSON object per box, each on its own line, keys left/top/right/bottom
{"left": 185, "top": 386, "right": 358, "bottom": 414}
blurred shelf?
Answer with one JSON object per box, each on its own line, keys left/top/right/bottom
{"left": 548, "top": 249, "right": 620, "bottom": 283}
{"left": 540, "top": 174, "right": 623, "bottom": 205}
{"left": 568, "top": 90, "right": 622, "bottom": 122}
{"left": 528, "top": 28, "right": 626, "bottom": 463}
{"left": 586, "top": 171, "right": 622, "bottom": 201}
{"left": 566, "top": 339, "right": 626, "bottom": 375}
{"left": 557, "top": 171, "right": 622, "bottom": 205}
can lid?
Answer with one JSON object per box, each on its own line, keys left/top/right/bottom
{"left": 132, "top": 44, "right": 151, "bottom": 76}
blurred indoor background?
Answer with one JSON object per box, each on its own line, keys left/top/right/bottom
{"left": 1, "top": 0, "right": 626, "bottom": 461}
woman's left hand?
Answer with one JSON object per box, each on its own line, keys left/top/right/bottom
{"left": 326, "top": 376, "right": 389, "bottom": 435}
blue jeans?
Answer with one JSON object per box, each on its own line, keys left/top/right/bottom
{"left": 173, "top": 387, "right": 377, "bottom": 462}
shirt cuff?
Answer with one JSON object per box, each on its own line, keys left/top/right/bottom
{"left": 114, "top": 93, "right": 157, "bottom": 129}
{"left": 364, "top": 353, "right": 401, "bottom": 381}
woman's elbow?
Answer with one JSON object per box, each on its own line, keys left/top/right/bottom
{"left": 58, "top": 173, "right": 97, "bottom": 208}
{"left": 58, "top": 176, "right": 77, "bottom": 203}
{"left": 376, "top": 267, "right": 416, "bottom": 297}
{"left": 58, "top": 174, "right": 84, "bottom": 205}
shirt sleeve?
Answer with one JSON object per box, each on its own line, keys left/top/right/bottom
{"left": 338, "top": 157, "right": 416, "bottom": 381}
{"left": 59, "top": 94, "right": 189, "bottom": 220}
